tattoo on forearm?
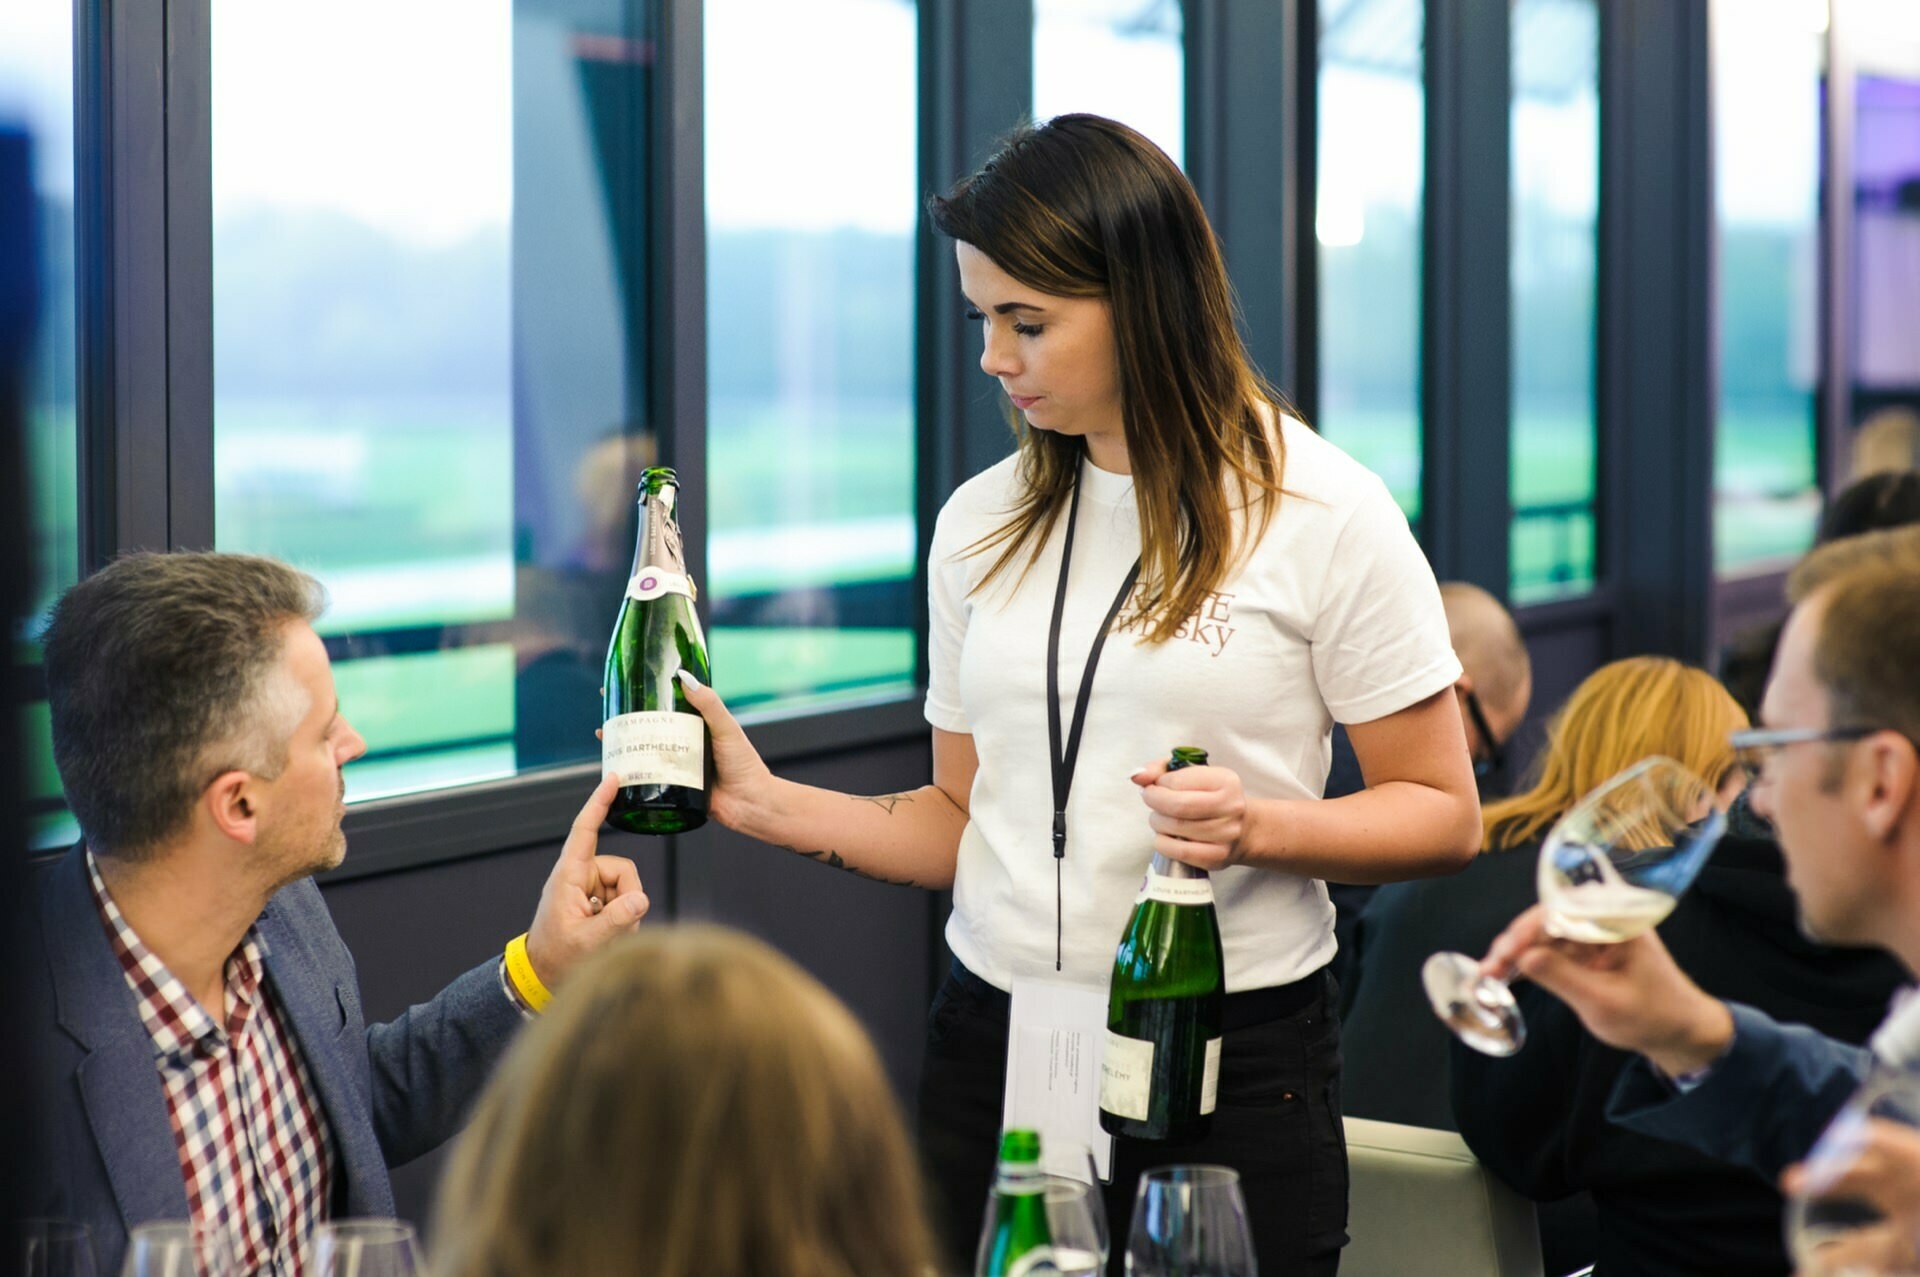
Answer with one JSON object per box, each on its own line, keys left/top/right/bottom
{"left": 853, "top": 793, "right": 915, "bottom": 815}
{"left": 779, "top": 845, "right": 919, "bottom": 888}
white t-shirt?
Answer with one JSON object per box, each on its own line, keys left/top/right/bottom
{"left": 925, "top": 415, "right": 1462, "bottom": 993}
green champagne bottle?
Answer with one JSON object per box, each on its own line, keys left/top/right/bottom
{"left": 1099, "top": 745, "right": 1226, "bottom": 1143}
{"left": 975, "top": 1129, "right": 1061, "bottom": 1277}
{"left": 601, "top": 466, "right": 712, "bottom": 835}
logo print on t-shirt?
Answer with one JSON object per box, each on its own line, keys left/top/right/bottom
{"left": 1113, "top": 586, "right": 1236, "bottom": 657}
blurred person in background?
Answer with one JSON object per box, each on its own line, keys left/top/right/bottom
{"left": 1342, "top": 657, "right": 1749, "bottom": 1134}
{"left": 1474, "top": 527, "right": 1920, "bottom": 1268}
{"left": 431, "top": 925, "right": 940, "bottom": 1277}
{"left": 1326, "top": 580, "right": 1531, "bottom": 990}
{"left": 26, "top": 551, "right": 650, "bottom": 1276}
{"left": 1720, "top": 470, "right": 1920, "bottom": 722}
{"left": 1851, "top": 406, "right": 1920, "bottom": 481}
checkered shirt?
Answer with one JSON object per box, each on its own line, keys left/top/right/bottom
{"left": 87, "top": 852, "right": 335, "bottom": 1276}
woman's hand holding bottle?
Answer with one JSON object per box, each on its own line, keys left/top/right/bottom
{"left": 1131, "top": 757, "right": 1251, "bottom": 870}
{"left": 669, "top": 668, "right": 777, "bottom": 833}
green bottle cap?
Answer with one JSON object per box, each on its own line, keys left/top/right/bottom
{"left": 997, "top": 1129, "right": 1042, "bottom": 1164}
{"left": 639, "top": 466, "right": 680, "bottom": 492}
{"left": 1168, "top": 746, "right": 1209, "bottom": 770}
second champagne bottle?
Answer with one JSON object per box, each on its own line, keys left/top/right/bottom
{"left": 601, "top": 466, "right": 713, "bottom": 835}
{"left": 1099, "top": 745, "right": 1226, "bottom": 1143}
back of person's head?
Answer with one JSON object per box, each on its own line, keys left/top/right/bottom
{"left": 1851, "top": 407, "right": 1920, "bottom": 480}
{"left": 1482, "top": 657, "right": 1747, "bottom": 850}
{"left": 41, "top": 551, "right": 324, "bottom": 861}
{"left": 1817, "top": 470, "right": 1920, "bottom": 545}
{"left": 1786, "top": 525, "right": 1920, "bottom": 753}
{"left": 928, "top": 113, "right": 1288, "bottom": 645}
{"left": 1439, "top": 582, "right": 1531, "bottom": 721}
{"left": 431, "top": 925, "right": 938, "bottom": 1277}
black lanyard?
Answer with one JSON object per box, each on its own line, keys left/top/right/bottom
{"left": 1045, "top": 472, "right": 1143, "bottom": 970}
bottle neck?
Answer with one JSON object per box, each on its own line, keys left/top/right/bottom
{"left": 629, "top": 486, "right": 686, "bottom": 577}
{"left": 1149, "top": 851, "right": 1208, "bottom": 880}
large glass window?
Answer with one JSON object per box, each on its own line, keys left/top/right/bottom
{"left": 704, "top": 0, "right": 919, "bottom": 715}
{"left": 1711, "top": 0, "right": 1825, "bottom": 572}
{"left": 1032, "top": 0, "right": 1184, "bottom": 167}
{"left": 1849, "top": 65, "right": 1920, "bottom": 450}
{"left": 1316, "top": 0, "right": 1425, "bottom": 518}
{"left": 1509, "top": 0, "right": 1599, "bottom": 602}
{"left": 3, "top": 2, "right": 79, "bottom": 847}
{"left": 214, "top": 1, "right": 656, "bottom": 800}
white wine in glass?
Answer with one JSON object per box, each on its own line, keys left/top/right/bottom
{"left": 1422, "top": 755, "right": 1726, "bottom": 1057}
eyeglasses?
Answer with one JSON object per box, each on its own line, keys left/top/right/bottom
{"left": 1464, "top": 689, "right": 1508, "bottom": 779}
{"left": 1730, "top": 725, "right": 1883, "bottom": 783}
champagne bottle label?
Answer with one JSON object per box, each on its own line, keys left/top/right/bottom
{"left": 1201, "top": 1036, "right": 1222, "bottom": 1115}
{"left": 625, "top": 569, "right": 695, "bottom": 602}
{"left": 1099, "top": 1030, "right": 1154, "bottom": 1121}
{"left": 1139, "top": 870, "right": 1215, "bottom": 906}
{"left": 602, "top": 711, "right": 705, "bottom": 789}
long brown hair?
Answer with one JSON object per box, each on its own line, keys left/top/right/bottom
{"left": 928, "top": 114, "right": 1292, "bottom": 643}
{"left": 432, "top": 926, "right": 939, "bottom": 1277}
{"left": 1483, "top": 657, "right": 1746, "bottom": 850}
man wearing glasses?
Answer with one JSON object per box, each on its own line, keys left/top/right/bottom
{"left": 1478, "top": 525, "right": 1920, "bottom": 1223}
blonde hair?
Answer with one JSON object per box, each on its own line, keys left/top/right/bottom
{"left": 1483, "top": 657, "right": 1747, "bottom": 850}
{"left": 432, "top": 926, "right": 939, "bottom": 1277}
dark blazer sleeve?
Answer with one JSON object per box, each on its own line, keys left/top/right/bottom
{"left": 364, "top": 958, "right": 524, "bottom": 1167}
{"left": 1605, "top": 1001, "right": 1871, "bottom": 1179}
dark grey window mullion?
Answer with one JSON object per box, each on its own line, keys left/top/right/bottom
{"left": 913, "top": 0, "right": 1032, "bottom": 689}
{"left": 1597, "top": 0, "right": 1713, "bottom": 662}
{"left": 77, "top": 0, "right": 171, "bottom": 568}
{"left": 1420, "top": 0, "right": 1510, "bottom": 596}
{"left": 165, "top": 0, "right": 213, "bottom": 553}
{"left": 1182, "top": 0, "right": 1312, "bottom": 405}
{"left": 656, "top": 0, "right": 706, "bottom": 599}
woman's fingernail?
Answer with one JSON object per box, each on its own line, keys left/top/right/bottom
{"left": 676, "top": 669, "right": 702, "bottom": 689}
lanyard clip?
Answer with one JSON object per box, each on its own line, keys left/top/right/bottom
{"left": 1051, "top": 810, "right": 1067, "bottom": 859}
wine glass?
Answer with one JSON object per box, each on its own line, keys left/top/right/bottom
{"left": 118, "top": 1222, "right": 237, "bottom": 1277}
{"left": 1421, "top": 755, "right": 1727, "bottom": 1057}
{"left": 1045, "top": 1178, "right": 1109, "bottom": 1276}
{"left": 15, "top": 1220, "right": 98, "bottom": 1277}
{"left": 1785, "top": 1064, "right": 1920, "bottom": 1276}
{"left": 1042, "top": 1139, "right": 1110, "bottom": 1262}
{"left": 307, "top": 1220, "right": 423, "bottom": 1277}
{"left": 1124, "top": 1165, "right": 1256, "bottom": 1276}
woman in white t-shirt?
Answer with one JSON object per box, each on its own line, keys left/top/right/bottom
{"left": 675, "top": 114, "right": 1480, "bottom": 1274}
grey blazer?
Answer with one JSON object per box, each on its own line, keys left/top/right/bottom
{"left": 26, "top": 844, "right": 523, "bottom": 1274}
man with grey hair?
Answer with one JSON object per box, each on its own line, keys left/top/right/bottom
{"left": 26, "top": 552, "right": 648, "bottom": 1276}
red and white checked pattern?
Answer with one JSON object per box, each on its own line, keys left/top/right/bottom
{"left": 87, "top": 853, "right": 335, "bottom": 1275}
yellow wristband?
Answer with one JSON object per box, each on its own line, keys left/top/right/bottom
{"left": 504, "top": 933, "right": 553, "bottom": 1014}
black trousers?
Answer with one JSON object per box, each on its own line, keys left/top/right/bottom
{"left": 915, "top": 957, "right": 1348, "bottom": 1277}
